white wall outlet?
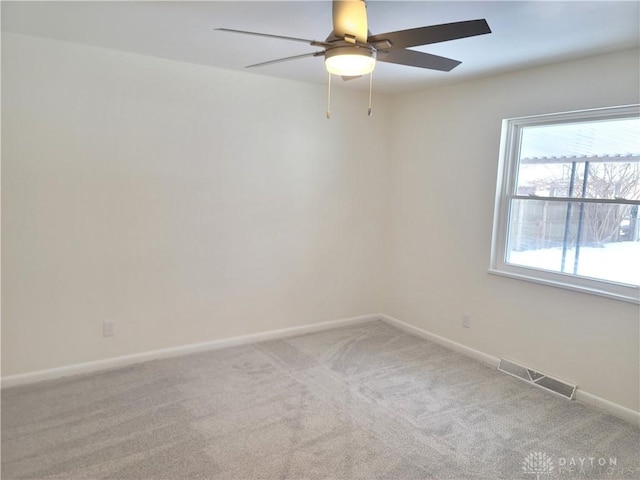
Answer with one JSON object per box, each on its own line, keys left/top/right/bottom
{"left": 103, "top": 321, "right": 115, "bottom": 337}
{"left": 462, "top": 314, "right": 472, "bottom": 328}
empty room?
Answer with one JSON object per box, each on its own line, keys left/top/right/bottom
{"left": 1, "top": 1, "right": 639, "bottom": 479}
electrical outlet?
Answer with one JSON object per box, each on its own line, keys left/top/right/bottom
{"left": 461, "top": 314, "right": 471, "bottom": 328}
{"left": 103, "top": 321, "right": 115, "bottom": 337}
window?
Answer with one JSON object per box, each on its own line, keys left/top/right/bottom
{"left": 490, "top": 105, "right": 640, "bottom": 303}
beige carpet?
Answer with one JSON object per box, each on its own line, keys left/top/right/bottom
{"left": 2, "top": 320, "right": 639, "bottom": 479}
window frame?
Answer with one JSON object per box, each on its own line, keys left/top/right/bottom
{"left": 489, "top": 104, "right": 640, "bottom": 304}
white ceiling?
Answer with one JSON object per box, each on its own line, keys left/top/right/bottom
{"left": 2, "top": 1, "right": 639, "bottom": 94}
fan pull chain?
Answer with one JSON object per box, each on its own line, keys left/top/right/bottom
{"left": 368, "top": 70, "right": 373, "bottom": 116}
{"left": 326, "top": 72, "right": 332, "bottom": 119}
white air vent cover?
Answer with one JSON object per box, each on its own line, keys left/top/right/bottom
{"left": 498, "top": 358, "right": 576, "bottom": 400}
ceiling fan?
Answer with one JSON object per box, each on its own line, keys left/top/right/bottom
{"left": 217, "top": 0, "right": 491, "bottom": 115}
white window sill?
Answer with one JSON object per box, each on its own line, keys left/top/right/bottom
{"left": 488, "top": 268, "right": 640, "bottom": 305}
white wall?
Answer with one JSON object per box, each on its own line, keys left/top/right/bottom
{"left": 386, "top": 48, "right": 640, "bottom": 411}
{"left": 1, "top": 33, "right": 391, "bottom": 376}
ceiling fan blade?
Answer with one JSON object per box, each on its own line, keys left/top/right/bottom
{"left": 246, "top": 51, "right": 325, "bottom": 69}
{"left": 216, "top": 28, "right": 330, "bottom": 48}
{"left": 378, "top": 49, "right": 461, "bottom": 72}
{"left": 368, "top": 19, "right": 491, "bottom": 50}
{"left": 332, "top": 0, "right": 368, "bottom": 43}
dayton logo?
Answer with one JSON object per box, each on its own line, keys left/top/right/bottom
{"left": 522, "top": 452, "right": 554, "bottom": 480}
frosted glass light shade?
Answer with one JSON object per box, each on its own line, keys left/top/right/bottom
{"left": 325, "top": 46, "right": 376, "bottom": 76}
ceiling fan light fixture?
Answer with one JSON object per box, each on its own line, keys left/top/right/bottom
{"left": 324, "top": 46, "right": 376, "bottom": 76}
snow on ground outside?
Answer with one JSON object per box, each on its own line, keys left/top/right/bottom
{"left": 508, "top": 241, "right": 640, "bottom": 286}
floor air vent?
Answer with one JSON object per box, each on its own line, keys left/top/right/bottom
{"left": 498, "top": 358, "right": 576, "bottom": 400}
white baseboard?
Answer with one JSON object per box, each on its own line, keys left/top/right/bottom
{"left": 378, "top": 314, "right": 501, "bottom": 368}
{"left": 4, "top": 312, "right": 638, "bottom": 426}
{"left": 1, "top": 314, "right": 377, "bottom": 389}
{"left": 574, "top": 390, "right": 640, "bottom": 426}
{"left": 378, "top": 313, "right": 640, "bottom": 427}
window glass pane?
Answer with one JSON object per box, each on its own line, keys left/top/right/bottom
{"left": 516, "top": 118, "right": 640, "bottom": 199}
{"left": 506, "top": 199, "right": 640, "bottom": 285}
{"left": 516, "top": 161, "right": 640, "bottom": 200}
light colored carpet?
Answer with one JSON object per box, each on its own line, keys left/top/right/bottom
{"left": 2, "top": 320, "right": 639, "bottom": 479}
